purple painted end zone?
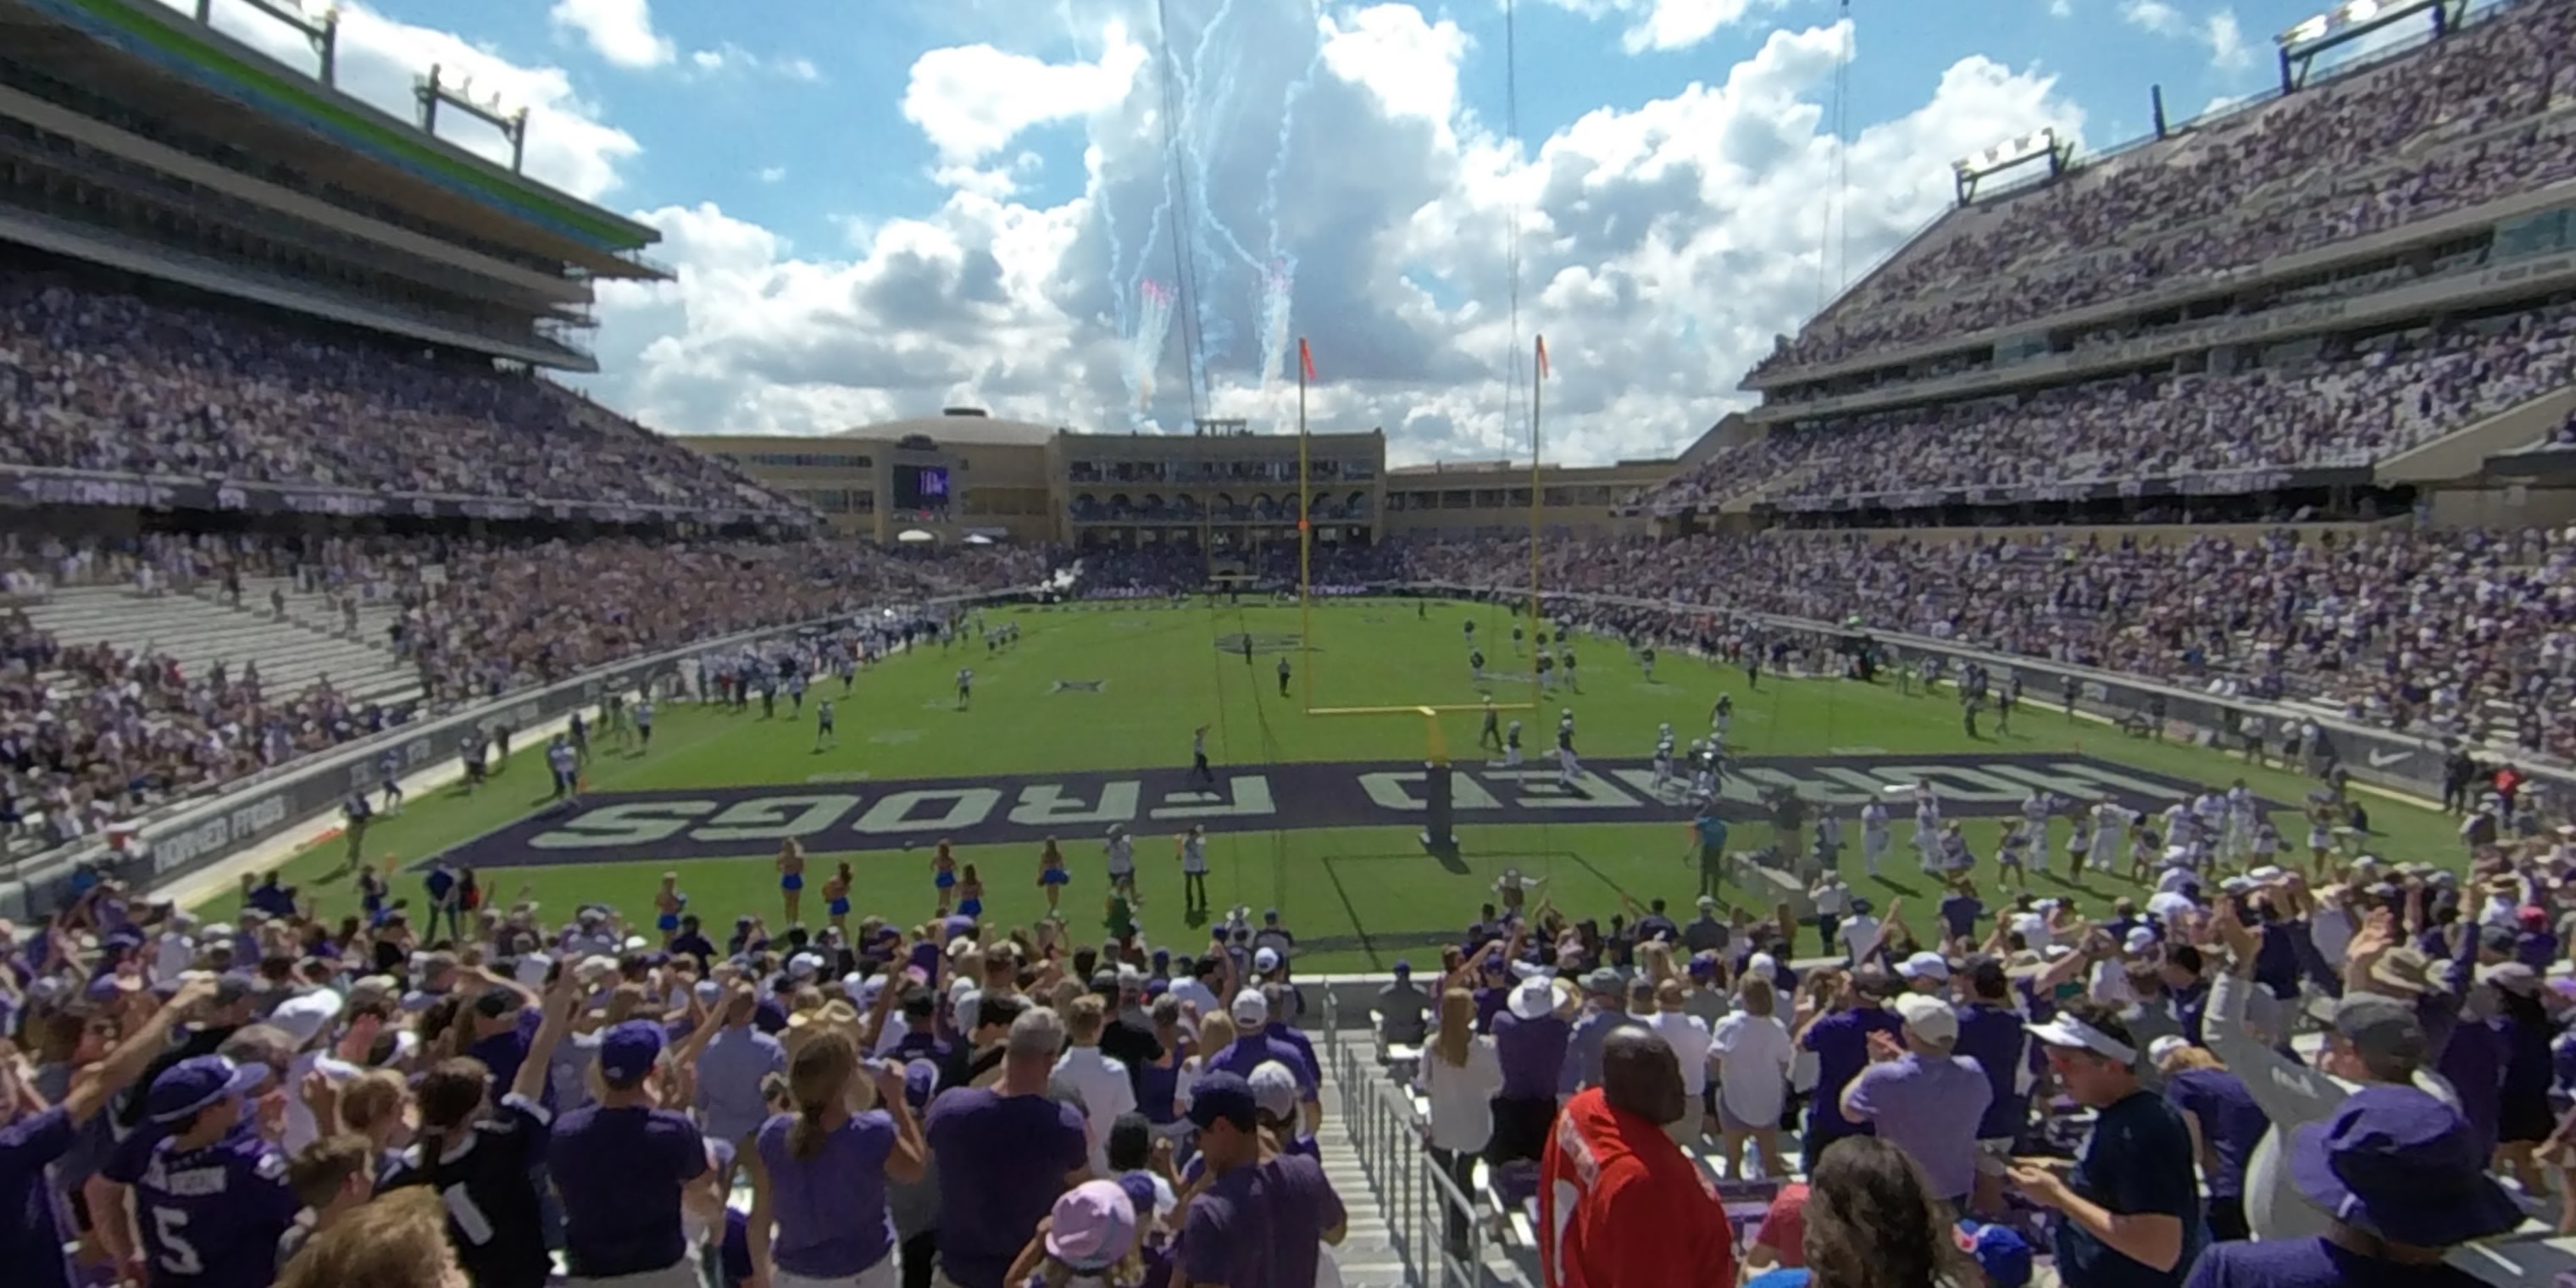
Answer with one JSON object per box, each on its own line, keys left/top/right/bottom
{"left": 444, "top": 752, "right": 2241, "bottom": 869}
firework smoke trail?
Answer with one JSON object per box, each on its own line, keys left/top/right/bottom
{"left": 1169, "top": 0, "right": 1257, "bottom": 397}
{"left": 1257, "top": 0, "right": 1324, "bottom": 391}
{"left": 1182, "top": 1, "right": 1264, "bottom": 277}
{"left": 1126, "top": 280, "right": 1178, "bottom": 417}
{"left": 1257, "top": 257, "right": 1296, "bottom": 394}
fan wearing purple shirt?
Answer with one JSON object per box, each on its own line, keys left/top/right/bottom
{"left": 1953, "top": 960, "right": 2030, "bottom": 1151}
{"left": 1175, "top": 1071, "right": 1347, "bottom": 1288}
{"left": 1840, "top": 993, "right": 1992, "bottom": 1208}
{"left": 127, "top": 1053, "right": 300, "bottom": 1288}
{"left": 1, "top": 977, "right": 203, "bottom": 1288}
{"left": 747, "top": 1028, "right": 927, "bottom": 1288}
{"left": 552, "top": 1019, "right": 713, "bottom": 1287}
{"left": 1796, "top": 967, "right": 1905, "bottom": 1161}
{"left": 924, "top": 1007, "right": 1090, "bottom": 1288}
{"left": 1487, "top": 976, "right": 1568, "bottom": 1165}
{"left": 2180, "top": 1087, "right": 2518, "bottom": 1288}
{"left": 1208, "top": 991, "right": 1319, "bottom": 1134}
{"left": 2149, "top": 1040, "right": 2272, "bottom": 1244}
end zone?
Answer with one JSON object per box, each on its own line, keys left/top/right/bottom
{"left": 442, "top": 751, "right": 2236, "bottom": 869}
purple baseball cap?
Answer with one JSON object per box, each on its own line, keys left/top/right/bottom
{"left": 146, "top": 1055, "right": 271, "bottom": 1124}
{"left": 1185, "top": 1071, "right": 1257, "bottom": 1130}
{"left": 598, "top": 1019, "right": 668, "bottom": 1086}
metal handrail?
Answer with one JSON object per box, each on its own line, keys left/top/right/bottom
{"left": 1328, "top": 1024, "right": 1491, "bottom": 1288}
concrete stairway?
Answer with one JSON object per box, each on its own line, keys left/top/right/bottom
{"left": 1319, "top": 1025, "right": 1536, "bottom": 1288}
{"left": 1316, "top": 1050, "right": 1418, "bottom": 1288}
{"left": 227, "top": 573, "right": 420, "bottom": 653}
{"left": 18, "top": 584, "right": 419, "bottom": 703}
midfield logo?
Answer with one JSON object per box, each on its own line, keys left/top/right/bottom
{"left": 1213, "top": 633, "right": 1305, "bottom": 656}
{"left": 446, "top": 752, "right": 2231, "bottom": 869}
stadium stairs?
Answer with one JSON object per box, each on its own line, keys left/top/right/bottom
{"left": 17, "top": 583, "right": 419, "bottom": 705}
{"left": 2378, "top": 384, "right": 2576, "bottom": 485}
{"left": 1316, "top": 1037, "right": 1434, "bottom": 1288}
{"left": 1323, "top": 1008, "right": 1538, "bottom": 1288}
{"left": 227, "top": 573, "right": 420, "bottom": 655}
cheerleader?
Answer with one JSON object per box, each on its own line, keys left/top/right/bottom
{"left": 2305, "top": 796, "right": 2337, "bottom": 871}
{"left": 1037, "top": 836, "right": 1070, "bottom": 915}
{"left": 654, "top": 873, "right": 687, "bottom": 944}
{"left": 2128, "top": 822, "right": 2161, "bottom": 886}
{"left": 1994, "top": 822, "right": 2027, "bottom": 889}
{"left": 956, "top": 864, "right": 985, "bottom": 921}
{"left": 823, "top": 863, "right": 852, "bottom": 936}
{"left": 930, "top": 840, "right": 958, "bottom": 915}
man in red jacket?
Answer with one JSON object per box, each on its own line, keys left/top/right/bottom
{"left": 1539, "top": 1027, "right": 1737, "bottom": 1288}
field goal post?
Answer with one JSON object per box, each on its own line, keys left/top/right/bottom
{"left": 1296, "top": 336, "right": 1552, "bottom": 845}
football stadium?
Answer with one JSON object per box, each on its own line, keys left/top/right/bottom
{"left": 6, "top": 1, "right": 2576, "bottom": 1287}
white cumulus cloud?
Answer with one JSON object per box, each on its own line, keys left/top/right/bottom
{"left": 1535, "top": 0, "right": 1780, "bottom": 53}
{"left": 548, "top": 0, "right": 675, "bottom": 69}
{"left": 2122, "top": 0, "right": 2252, "bottom": 70}
{"left": 2204, "top": 10, "right": 2251, "bottom": 71}
{"left": 902, "top": 23, "right": 1149, "bottom": 167}
{"left": 576, "top": 6, "right": 2084, "bottom": 468}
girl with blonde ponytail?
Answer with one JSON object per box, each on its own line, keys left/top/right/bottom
{"left": 747, "top": 1030, "right": 930, "bottom": 1288}
{"left": 1415, "top": 988, "right": 1501, "bottom": 1256}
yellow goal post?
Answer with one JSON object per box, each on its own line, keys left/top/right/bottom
{"left": 1295, "top": 335, "right": 1552, "bottom": 765}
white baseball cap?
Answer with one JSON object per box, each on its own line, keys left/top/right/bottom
{"left": 1230, "top": 988, "right": 1268, "bottom": 1026}
{"left": 1896, "top": 952, "right": 1950, "bottom": 983}
{"left": 267, "top": 990, "right": 345, "bottom": 1047}
{"left": 1252, "top": 947, "right": 1281, "bottom": 973}
{"left": 1892, "top": 993, "right": 1958, "bottom": 1046}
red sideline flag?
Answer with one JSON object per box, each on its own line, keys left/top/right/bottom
{"left": 1535, "top": 335, "right": 1550, "bottom": 379}
{"left": 1298, "top": 337, "right": 1317, "bottom": 384}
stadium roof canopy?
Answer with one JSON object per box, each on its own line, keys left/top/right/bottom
{"left": 3, "top": 0, "right": 663, "bottom": 277}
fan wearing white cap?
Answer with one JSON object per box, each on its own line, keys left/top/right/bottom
{"left": 1208, "top": 990, "right": 1321, "bottom": 1134}
{"left": 1893, "top": 952, "right": 1949, "bottom": 995}
{"left": 272, "top": 987, "right": 357, "bottom": 1152}
{"left": 1840, "top": 993, "right": 1992, "bottom": 1208}
{"left": 2011, "top": 999, "right": 2202, "bottom": 1283}
{"left": 1488, "top": 975, "right": 1571, "bottom": 1167}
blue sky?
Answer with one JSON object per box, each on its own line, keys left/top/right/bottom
{"left": 181, "top": 0, "right": 2412, "bottom": 462}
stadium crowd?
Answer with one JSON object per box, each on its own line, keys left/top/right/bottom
{"left": 1402, "top": 772, "right": 2576, "bottom": 1288}
{"left": 1398, "top": 525, "right": 2576, "bottom": 764}
{"left": 3, "top": 708, "right": 2573, "bottom": 1288}
{"left": 0, "top": 268, "right": 803, "bottom": 519}
{"left": 1753, "top": 0, "right": 2576, "bottom": 377}
{"left": 2, "top": 533, "right": 1049, "bottom": 857}
{"left": 0, "top": 854, "right": 1350, "bottom": 1288}
{"left": 1065, "top": 544, "right": 1407, "bottom": 598}
{"left": 1638, "top": 300, "right": 2576, "bottom": 516}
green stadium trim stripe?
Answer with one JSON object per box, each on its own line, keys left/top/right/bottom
{"left": 49, "top": 0, "right": 647, "bottom": 249}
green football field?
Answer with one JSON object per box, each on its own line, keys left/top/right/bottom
{"left": 221, "top": 599, "right": 2471, "bottom": 970}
